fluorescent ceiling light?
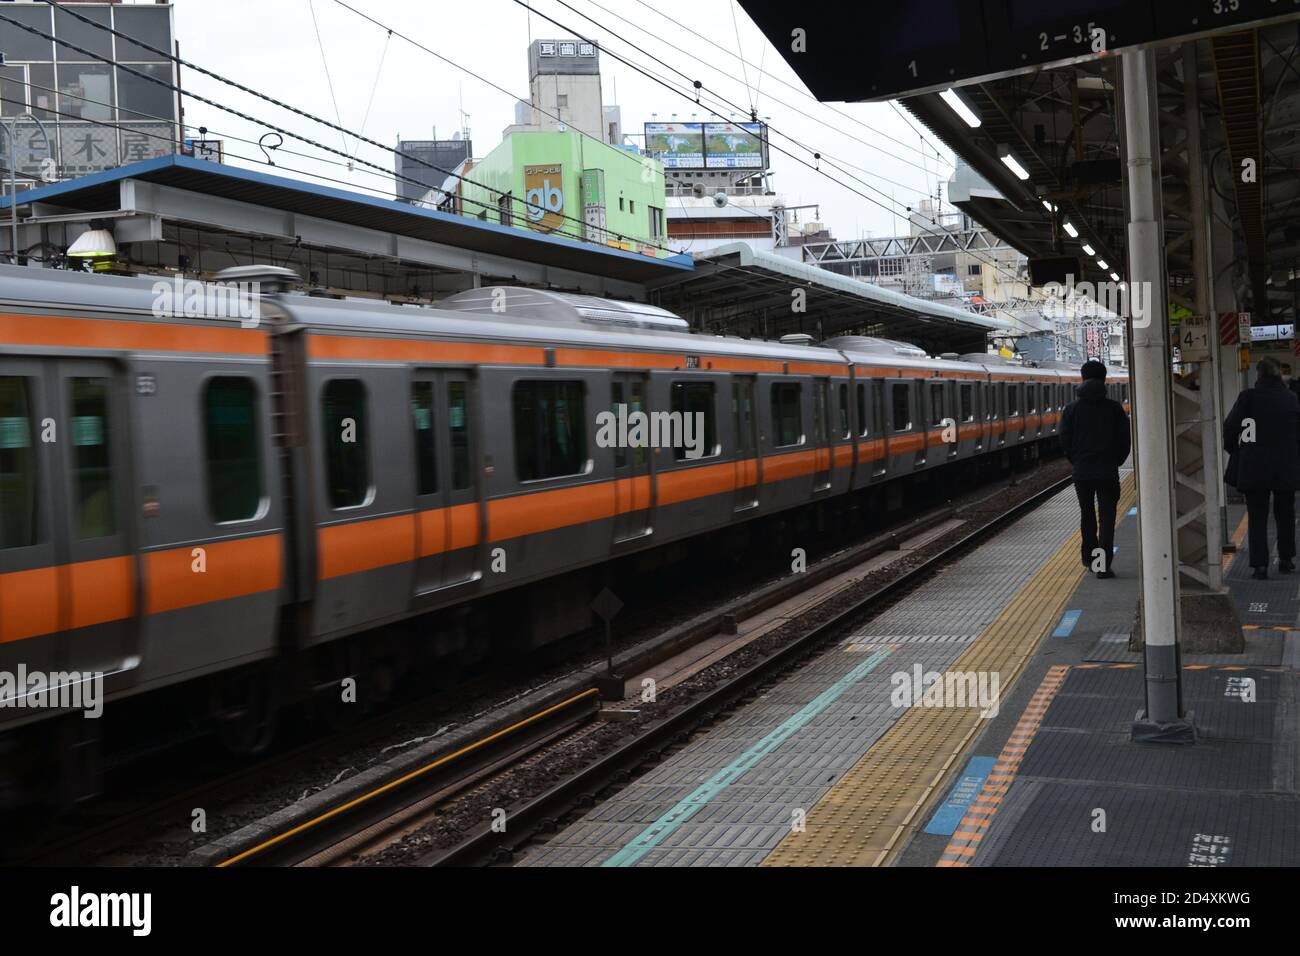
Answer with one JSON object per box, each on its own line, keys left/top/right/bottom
{"left": 1110, "top": 272, "right": 1120, "bottom": 282}
{"left": 1042, "top": 200, "right": 1056, "bottom": 212}
{"left": 1063, "top": 222, "right": 1079, "bottom": 238}
{"left": 1096, "top": 259, "right": 1109, "bottom": 270}
{"left": 1082, "top": 243, "right": 1095, "bottom": 256}
{"left": 940, "top": 88, "right": 981, "bottom": 128}
{"left": 999, "top": 150, "right": 1030, "bottom": 181}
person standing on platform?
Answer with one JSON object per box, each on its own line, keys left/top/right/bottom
{"left": 1060, "top": 360, "right": 1132, "bottom": 579}
{"left": 1223, "top": 357, "right": 1300, "bottom": 580}
{"left": 1282, "top": 362, "right": 1300, "bottom": 403}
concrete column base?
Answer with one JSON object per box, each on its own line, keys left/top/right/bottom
{"left": 1132, "top": 709, "right": 1198, "bottom": 744}
{"left": 1128, "top": 586, "right": 1244, "bottom": 654}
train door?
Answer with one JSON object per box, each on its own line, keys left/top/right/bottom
{"left": 0, "top": 358, "right": 63, "bottom": 700}
{"left": 52, "top": 360, "right": 135, "bottom": 686}
{"left": 612, "top": 372, "right": 653, "bottom": 540}
{"left": 411, "top": 369, "right": 481, "bottom": 596}
{"left": 731, "top": 376, "right": 759, "bottom": 512}
{"left": 871, "top": 379, "right": 887, "bottom": 477}
{"left": 947, "top": 381, "right": 961, "bottom": 460}
{"left": 812, "top": 377, "right": 832, "bottom": 492}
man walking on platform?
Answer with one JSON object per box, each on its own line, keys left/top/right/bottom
{"left": 1060, "top": 360, "right": 1132, "bottom": 579}
{"left": 1223, "top": 357, "right": 1300, "bottom": 580}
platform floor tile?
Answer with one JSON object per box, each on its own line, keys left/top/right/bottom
{"left": 519, "top": 481, "right": 1121, "bottom": 867}
{"left": 972, "top": 782, "right": 1300, "bottom": 866}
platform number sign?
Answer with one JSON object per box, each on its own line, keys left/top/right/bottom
{"left": 1178, "top": 315, "right": 1210, "bottom": 362}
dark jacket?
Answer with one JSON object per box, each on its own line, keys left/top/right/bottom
{"left": 1060, "top": 378, "right": 1132, "bottom": 481}
{"left": 1223, "top": 375, "right": 1300, "bottom": 491}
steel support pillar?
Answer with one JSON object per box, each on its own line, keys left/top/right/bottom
{"left": 1121, "top": 47, "right": 1195, "bottom": 744}
{"left": 1172, "top": 42, "right": 1243, "bottom": 652}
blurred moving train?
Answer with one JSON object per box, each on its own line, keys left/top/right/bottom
{"left": 0, "top": 264, "right": 1128, "bottom": 799}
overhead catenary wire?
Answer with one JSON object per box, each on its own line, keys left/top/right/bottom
{"left": 0, "top": 79, "right": 1002, "bottom": 340}
{"left": 20, "top": 2, "right": 1016, "bottom": 337}
{"left": 618, "top": 0, "right": 953, "bottom": 168}
{"left": 561, "top": 0, "right": 950, "bottom": 183}
{"left": 16, "top": 2, "right": 661, "bottom": 256}
{"left": 306, "top": 0, "right": 350, "bottom": 156}
{"left": 516, "top": 0, "right": 1027, "bottom": 288}
{"left": 532, "top": 0, "right": 1005, "bottom": 276}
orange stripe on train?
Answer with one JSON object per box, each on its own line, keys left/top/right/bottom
{"left": 0, "top": 312, "right": 266, "bottom": 355}
{"left": 146, "top": 534, "right": 283, "bottom": 613}
{"left": 0, "top": 566, "right": 60, "bottom": 643}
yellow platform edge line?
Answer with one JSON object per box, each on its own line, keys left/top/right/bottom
{"left": 762, "top": 475, "right": 1137, "bottom": 868}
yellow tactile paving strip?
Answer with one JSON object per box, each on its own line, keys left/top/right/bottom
{"left": 937, "top": 665, "right": 1069, "bottom": 866}
{"left": 763, "top": 476, "right": 1137, "bottom": 867}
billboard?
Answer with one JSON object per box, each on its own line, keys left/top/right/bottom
{"left": 644, "top": 122, "right": 704, "bottom": 169}
{"left": 523, "top": 163, "right": 566, "bottom": 233}
{"left": 704, "top": 122, "right": 764, "bottom": 168}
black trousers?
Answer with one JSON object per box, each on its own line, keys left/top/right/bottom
{"left": 1244, "top": 488, "right": 1296, "bottom": 568}
{"left": 1075, "top": 478, "right": 1121, "bottom": 572}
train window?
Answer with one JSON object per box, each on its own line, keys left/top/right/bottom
{"left": 449, "top": 382, "right": 471, "bottom": 489}
{"left": 612, "top": 381, "right": 647, "bottom": 468}
{"left": 960, "top": 384, "right": 974, "bottom": 423}
{"left": 611, "top": 382, "right": 626, "bottom": 468}
{"left": 323, "top": 379, "right": 371, "bottom": 509}
{"left": 671, "top": 382, "right": 719, "bottom": 461}
{"left": 856, "top": 383, "right": 867, "bottom": 437}
{"left": 732, "top": 380, "right": 754, "bottom": 455}
{"left": 1007, "top": 384, "right": 1020, "bottom": 417}
{"left": 513, "top": 380, "right": 586, "bottom": 481}
{"left": 411, "top": 381, "right": 437, "bottom": 495}
{"left": 1028, "top": 384, "right": 1037, "bottom": 414}
{"left": 871, "top": 381, "right": 885, "bottom": 435}
{"left": 0, "top": 376, "right": 38, "bottom": 549}
{"left": 929, "top": 382, "right": 945, "bottom": 426}
{"left": 837, "top": 383, "right": 850, "bottom": 439}
{"left": 70, "top": 377, "right": 115, "bottom": 538}
{"left": 204, "top": 377, "right": 263, "bottom": 523}
{"left": 771, "top": 382, "right": 802, "bottom": 447}
{"left": 891, "top": 383, "right": 910, "bottom": 432}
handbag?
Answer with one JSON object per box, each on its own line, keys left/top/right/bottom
{"left": 1224, "top": 389, "right": 1253, "bottom": 489}
{"left": 1224, "top": 451, "right": 1240, "bottom": 489}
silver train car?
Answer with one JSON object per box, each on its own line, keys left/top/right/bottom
{"left": 0, "top": 265, "right": 1128, "bottom": 772}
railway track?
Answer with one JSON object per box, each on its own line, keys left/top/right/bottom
{"left": 210, "top": 470, "right": 1070, "bottom": 867}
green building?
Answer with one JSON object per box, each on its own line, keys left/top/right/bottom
{"left": 460, "top": 130, "right": 668, "bottom": 258}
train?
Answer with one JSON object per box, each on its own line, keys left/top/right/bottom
{"left": 0, "top": 263, "right": 1129, "bottom": 801}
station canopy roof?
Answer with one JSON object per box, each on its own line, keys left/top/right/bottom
{"left": 0, "top": 154, "right": 692, "bottom": 289}
{"left": 648, "top": 242, "right": 1008, "bottom": 356}
{"left": 738, "top": 4, "right": 1300, "bottom": 328}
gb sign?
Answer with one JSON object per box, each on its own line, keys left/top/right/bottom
{"left": 524, "top": 163, "right": 565, "bottom": 234}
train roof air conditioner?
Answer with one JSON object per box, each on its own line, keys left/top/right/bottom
{"left": 436, "top": 287, "right": 689, "bottom": 332}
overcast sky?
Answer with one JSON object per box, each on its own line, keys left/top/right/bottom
{"left": 172, "top": 0, "right": 956, "bottom": 243}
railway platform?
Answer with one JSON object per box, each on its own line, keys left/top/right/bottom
{"left": 518, "top": 476, "right": 1300, "bottom": 867}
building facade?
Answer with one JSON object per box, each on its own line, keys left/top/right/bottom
{"left": 460, "top": 129, "right": 668, "bottom": 257}
{"left": 0, "top": 1, "right": 178, "bottom": 182}
{"left": 394, "top": 136, "right": 473, "bottom": 203}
